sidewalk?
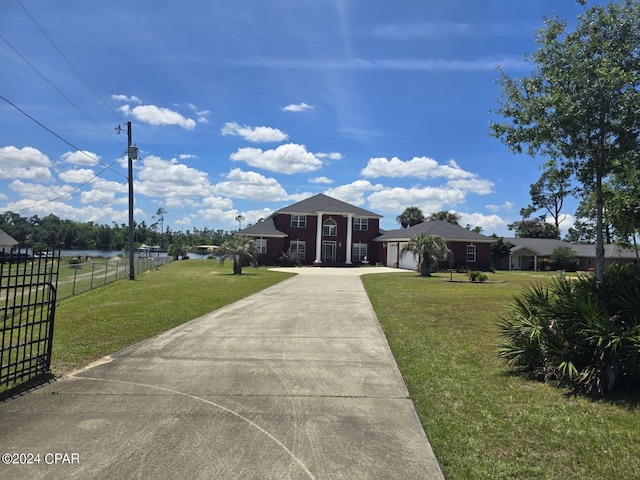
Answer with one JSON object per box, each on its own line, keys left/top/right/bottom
{"left": 0, "top": 268, "right": 444, "bottom": 479}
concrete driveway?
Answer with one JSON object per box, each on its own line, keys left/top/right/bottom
{"left": 0, "top": 267, "right": 444, "bottom": 479}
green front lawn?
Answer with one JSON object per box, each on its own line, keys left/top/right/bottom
{"left": 362, "top": 270, "right": 640, "bottom": 480}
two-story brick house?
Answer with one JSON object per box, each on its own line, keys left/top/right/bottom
{"left": 236, "top": 193, "right": 382, "bottom": 266}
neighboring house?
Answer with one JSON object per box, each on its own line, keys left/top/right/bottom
{"left": 496, "top": 237, "right": 639, "bottom": 271}
{"left": 0, "top": 229, "right": 19, "bottom": 252}
{"left": 374, "top": 221, "right": 494, "bottom": 271}
{"left": 237, "top": 193, "right": 383, "bottom": 266}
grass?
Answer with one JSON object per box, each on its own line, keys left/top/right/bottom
{"left": 361, "top": 270, "right": 640, "bottom": 480}
{"left": 50, "top": 260, "right": 294, "bottom": 376}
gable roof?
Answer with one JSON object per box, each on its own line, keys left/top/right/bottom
{"left": 0, "top": 229, "right": 18, "bottom": 249}
{"left": 504, "top": 237, "right": 639, "bottom": 259}
{"left": 375, "top": 220, "right": 493, "bottom": 243}
{"left": 277, "top": 193, "right": 382, "bottom": 218}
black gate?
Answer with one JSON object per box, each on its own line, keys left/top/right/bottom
{"left": 0, "top": 249, "right": 60, "bottom": 390}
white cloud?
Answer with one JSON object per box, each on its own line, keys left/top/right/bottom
{"left": 459, "top": 212, "right": 506, "bottom": 232}
{"left": 221, "top": 122, "right": 288, "bottom": 143}
{"left": 230, "top": 143, "right": 323, "bottom": 174}
{"left": 309, "top": 176, "right": 333, "bottom": 184}
{"left": 111, "top": 94, "right": 141, "bottom": 103}
{"left": 282, "top": 102, "right": 314, "bottom": 112}
{"left": 446, "top": 178, "right": 494, "bottom": 195}
{"left": 361, "top": 156, "right": 474, "bottom": 180}
{"left": 367, "top": 186, "right": 466, "bottom": 214}
{"left": 136, "top": 155, "right": 212, "bottom": 198}
{"left": 316, "top": 152, "right": 343, "bottom": 160}
{"left": 213, "top": 168, "right": 289, "bottom": 201}
{"left": 9, "top": 179, "right": 74, "bottom": 201}
{"left": 325, "top": 180, "right": 384, "bottom": 206}
{"left": 61, "top": 150, "right": 101, "bottom": 167}
{"left": 59, "top": 168, "right": 96, "bottom": 183}
{"left": 486, "top": 201, "right": 515, "bottom": 213}
{"left": 118, "top": 105, "right": 196, "bottom": 129}
{"left": 0, "top": 146, "right": 52, "bottom": 181}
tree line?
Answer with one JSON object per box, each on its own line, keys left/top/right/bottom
{"left": 0, "top": 211, "right": 236, "bottom": 253}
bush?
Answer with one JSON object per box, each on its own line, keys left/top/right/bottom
{"left": 498, "top": 263, "right": 640, "bottom": 397}
{"left": 549, "top": 246, "right": 579, "bottom": 272}
{"left": 468, "top": 270, "right": 488, "bottom": 282}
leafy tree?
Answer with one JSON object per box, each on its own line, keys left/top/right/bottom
{"left": 396, "top": 207, "right": 425, "bottom": 228}
{"left": 490, "top": 235, "right": 512, "bottom": 266}
{"left": 427, "top": 210, "right": 461, "bottom": 225}
{"left": 218, "top": 236, "right": 258, "bottom": 274}
{"left": 490, "top": 0, "right": 640, "bottom": 284}
{"left": 508, "top": 219, "right": 560, "bottom": 239}
{"left": 520, "top": 160, "right": 576, "bottom": 229}
{"left": 400, "top": 234, "right": 452, "bottom": 277}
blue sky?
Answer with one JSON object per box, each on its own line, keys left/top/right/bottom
{"left": 1, "top": 1, "right": 597, "bottom": 237}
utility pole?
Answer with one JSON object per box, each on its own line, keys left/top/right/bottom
{"left": 127, "top": 122, "right": 137, "bottom": 280}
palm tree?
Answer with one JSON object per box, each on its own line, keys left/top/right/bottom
{"left": 396, "top": 206, "right": 425, "bottom": 228}
{"left": 400, "top": 234, "right": 452, "bottom": 277}
{"left": 427, "top": 210, "right": 461, "bottom": 225}
{"left": 218, "top": 236, "right": 258, "bottom": 274}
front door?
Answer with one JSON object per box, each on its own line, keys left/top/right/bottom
{"left": 322, "top": 241, "right": 336, "bottom": 262}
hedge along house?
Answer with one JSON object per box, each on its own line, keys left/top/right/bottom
{"left": 236, "top": 193, "right": 383, "bottom": 266}
{"left": 374, "top": 221, "right": 494, "bottom": 271}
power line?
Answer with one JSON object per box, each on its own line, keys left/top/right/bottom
{"left": 0, "top": 33, "right": 123, "bottom": 146}
{"left": 16, "top": 0, "right": 124, "bottom": 125}
{"left": 0, "top": 94, "right": 128, "bottom": 180}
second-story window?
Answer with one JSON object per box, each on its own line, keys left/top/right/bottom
{"left": 291, "top": 214, "right": 306, "bottom": 228}
{"left": 354, "top": 218, "right": 368, "bottom": 231}
{"left": 323, "top": 218, "right": 337, "bottom": 236}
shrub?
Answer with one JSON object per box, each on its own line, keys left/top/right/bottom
{"left": 549, "top": 246, "right": 579, "bottom": 272}
{"left": 498, "top": 263, "right": 640, "bottom": 397}
{"left": 468, "top": 270, "right": 488, "bottom": 282}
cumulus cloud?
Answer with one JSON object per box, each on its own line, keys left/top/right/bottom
{"left": 111, "top": 94, "right": 141, "bottom": 103}
{"left": 0, "top": 146, "right": 52, "bottom": 181}
{"left": 316, "top": 152, "right": 343, "bottom": 160}
{"left": 213, "top": 168, "right": 290, "bottom": 201}
{"left": 136, "top": 155, "right": 212, "bottom": 198}
{"left": 282, "top": 102, "right": 314, "bottom": 112}
{"left": 325, "top": 180, "right": 384, "bottom": 206}
{"left": 458, "top": 212, "right": 507, "bottom": 232}
{"left": 59, "top": 168, "right": 96, "bottom": 183}
{"left": 486, "top": 201, "right": 515, "bottom": 213}
{"left": 230, "top": 143, "right": 323, "bottom": 174}
{"left": 221, "top": 122, "right": 288, "bottom": 143}
{"left": 61, "top": 150, "right": 102, "bottom": 167}
{"left": 367, "top": 186, "right": 467, "bottom": 214}
{"left": 361, "top": 156, "right": 474, "bottom": 180}
{"left": 446, "top": 178, "right": 494, "bottom": 195}
{"left": 309, "top": 176, "right": 333, "bottom": 184}
{"left": 118, "top": 104, "right": 196, "bottom": 129}
{"left": 9, "top": 179, "right": 73, "bottom": 201}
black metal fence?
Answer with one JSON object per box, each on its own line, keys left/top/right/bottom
{"left": 0, "top": 249, "right": 60, "bottom": 389}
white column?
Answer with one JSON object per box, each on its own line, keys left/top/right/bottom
{"left": 345, "top": 214, "right": 353, "bottom": 264}
{"left": 533, "top": 255, "right": 538, "bottom": 271}
{"left": 314, "top": 212, "right": 323, "bottom": 263}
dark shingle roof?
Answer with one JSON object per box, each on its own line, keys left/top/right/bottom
{"left": 375, "top": 220, "right": 493, "bottom": 242}
{"left": 0, "top": 229, "right": 18, "bottom": 248}
{"left": 504, "top": 237, "right": 639, "bottom": 259}
{"left": 237, "top": 216, "right": 287, "bottom": 237}
{"left": 277, "top": 193, "right": 382, "bottom": 218}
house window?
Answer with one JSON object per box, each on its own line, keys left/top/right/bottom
{"left": 467, "top": 244, "right": 476, "bottom": 263}
{"left": 256, "top": 238, "right": 267, "bottom": 254}
{"left": 323, "top": 218, "right": 337, "bottom": 236}
{"left": 290, "top": 240, "right": 306, "bottom": 259}
{"left": 353, "top": 243, "right": 367, "bottom": 262}
{"left": 354, "top": 218, "right": 368, "bottom": 231}
{"left": 291, "top": 215, "right": 306, "bottom": 228}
